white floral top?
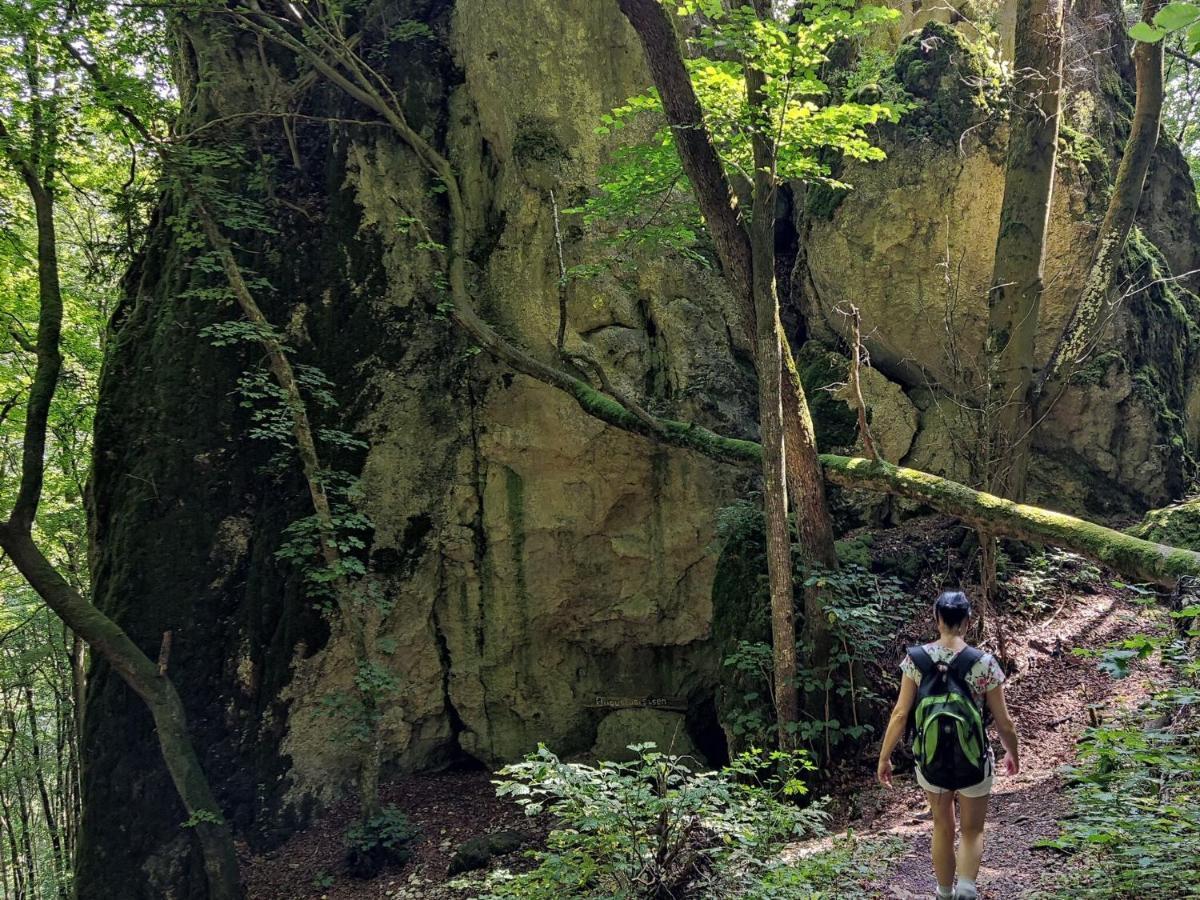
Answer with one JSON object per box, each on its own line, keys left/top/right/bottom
{"left": 900, "top": 643, "right": 1006, "bottom": 706}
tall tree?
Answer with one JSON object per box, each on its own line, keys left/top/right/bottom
{"left": 614, "top": 0, "right": 886, "bottom": 742}
{"left": 1039, "top": 0, "right": 1168, "bottom": 396}
{"left": 983, "top": 0, "right": 1066, "bottom": 503}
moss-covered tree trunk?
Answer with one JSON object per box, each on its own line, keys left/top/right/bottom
{"left": 616, "top": 0, "right": 840, "bottom": 741}
{"left": 745, "top": 27, "right": 802, "bottom": 746}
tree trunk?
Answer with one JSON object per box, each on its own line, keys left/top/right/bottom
{"left": 746, "top": 45, "right": 800, "bottom": 746}
{"left": 984, "top": 0, "right": 1065, "bottom": 501}
{"left": 616, "top": 0, "right": 840, "bottom": 699}
{"left": 23, "top": 685, "right": 68, "bottom": 900}
{"left": 0, "top": 791, "right": 26, "bottom": 900}
{"left": 7, "top": 716, "right": 39, "bottom": 900}
{"left": 1038, "top": 0, "right": 1167, "bottom": 397}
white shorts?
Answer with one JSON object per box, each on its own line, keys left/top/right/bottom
{"left": 916, "top": 756, "right": 994, "bottom": 798}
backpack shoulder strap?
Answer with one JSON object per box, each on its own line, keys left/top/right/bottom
{"left": 906, "top": 645, "right": 935, "bottom": 676}
{"left": 950, "top": 646, "right": 983, "bottom": 680}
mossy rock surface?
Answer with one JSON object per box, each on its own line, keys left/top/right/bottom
{"left": 590, "top": 709, "right": 703, "bottom": 763}
{"left": 1131, "top": 499, "right": 1200, "bottom": 551}
{"left": 893, "top": 21, "right": 1002, "bottom": 143}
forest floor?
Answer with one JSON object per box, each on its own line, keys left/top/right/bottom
{"left": 795, "top": 585, "right": 1172, "bottom": 899}
{"left": 244, "top": 578, "right": 1169, "bottom": 899}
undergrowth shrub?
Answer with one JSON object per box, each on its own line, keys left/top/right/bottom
{"left": 479, "top": 743, "right": 826, "bottom": 898}
{"left": 343, "top": 806, "right": 419, "bottom": 879}
{"left": 1036, "top": 605, "right": 1200, "bottom": 897}
{"left": 721, "top": 557, "right": 917, "bottom": 754}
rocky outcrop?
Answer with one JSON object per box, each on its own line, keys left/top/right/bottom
{"left": 82, "top": 0, "right": 1200, "bottom": 896}
{"left": 84, "top": 3, "right": 751, "bottom": 897}
{"left": 797, "top": 4, "right": 1200, "bottom": 514}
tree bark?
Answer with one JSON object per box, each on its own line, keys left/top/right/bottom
{"left": 0, "top": 789, "right": 28, "bottom": 900}
{"left": 23, "top": 684, "right": 68, "bottom": 900}
{"left": 615, "top": 0, "right": 839, "bottom": 711}
{"left": 984, "top": 0, "right": 1065, "bottom": 501}
{"left": 746, "top": 37, "right": 800, "bottom": 746}
{"left": 1038, "top": 0, "right": 1167, "bottom": 397}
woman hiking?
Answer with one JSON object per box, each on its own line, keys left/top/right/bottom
{"left": 876, "top": 590, "right": 1020, "bottom": 900}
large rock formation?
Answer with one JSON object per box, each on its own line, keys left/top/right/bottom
{"left": 82, "top": 0, "right": 1200, "bottom": 896}
{"left": 798, "top": 1, "right": 1200, "bottom": 513}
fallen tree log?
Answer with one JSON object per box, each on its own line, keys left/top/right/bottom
{"left": 819, "top": 456, "right": 1200, "bottom": 589}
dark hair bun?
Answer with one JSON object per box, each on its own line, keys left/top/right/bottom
{"left": 935, "top": 590, "right": 971, "bottom": 628}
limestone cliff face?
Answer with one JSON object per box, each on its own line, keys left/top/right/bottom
{"left": 83, "top": 0, "right": 1200, "bottom": 896}
{"left": 84, "top": 3, "right": 750, "bottom": 896}
{"left": 798, "top": 0, "right": 1200, "bottom": 513}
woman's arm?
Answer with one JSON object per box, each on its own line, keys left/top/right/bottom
{"left": 985, "top": 684, "right": 1020, "bottom": 775}
{"left": 877, "top": 676, "right": 917, "bottom": 786}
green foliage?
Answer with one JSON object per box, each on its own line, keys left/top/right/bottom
{"left": 1130, "top": 3, "right": 1200, "bottom": 52}
{"left": 0, "top": 3, "right": 162, "bottom": 893}
{"left": 576, "top": 0, "right": 903, "bottom": 257}
{"left": 344, "top": 806, "right": 420, "bottom": 879}
{"left": 892, "top": 21, "right": 1006, "bottom": 143}
{"left": 483, "top": 743, "right": 826, "bottom": 898}
{"left": 717, "top": 497, "right": 916, "bottom": 751}
{"left": 344, "top": 806, "right": 419, "bottom": 858}
{"left": 183, "top": 809, "right": 224, "bottom": 828}
{"left": 1037, "top": 624, "right": 1200, "bottom": 897}
{"left": 796, "top": 564, "right": 911, "bottom": 746}
{"left": 841, "top": 49, "right": 914, "bottom": 110}
{"left": 1006, "top": 549, "right": 1103, "bottom": 615}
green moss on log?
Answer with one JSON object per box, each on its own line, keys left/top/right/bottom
{"left": 1131, "top": 498, "right": 1200, "bottom": 551}
{"left": 819, "top": 456, "right": 1200, "bottom": 586}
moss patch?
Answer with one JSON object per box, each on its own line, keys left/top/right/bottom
{"left": 893, "top": 22, "right": 1004, "bottom": 144}
{"left": 835, "top": 533, "right": 874, "bottom": 569}
{"left": 796, "top": 342, "right": 858, "bottom": 450}
{"left": 1130, "top": 499, "right": 1200, "bottom": 551}
{"left": 1124, "top": 227, "right": 1200, "bottom": 493}
{"left": 1058, "top": 121, "right": 1108, "bottom": 182}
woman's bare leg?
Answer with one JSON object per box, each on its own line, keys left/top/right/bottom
{"left": 926, "top": 789, "right": 957, "bottom": 889}
{"left": 956, "top": 793, "right": 989, "bottom": 880}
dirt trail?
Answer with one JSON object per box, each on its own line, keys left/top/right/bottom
{"left": 840, "top": 590, "right": 1168, "bottom": 899}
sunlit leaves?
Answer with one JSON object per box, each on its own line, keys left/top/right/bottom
{"left": 1130, "top": 1, "right": 1200, "bottom": 53}
{"left": 579, "top": 0, "right": 902, "bottom": 256}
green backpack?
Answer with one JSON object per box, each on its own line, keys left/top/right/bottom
{"left": 906, "top": 645, "right": 988, "bottom": 790}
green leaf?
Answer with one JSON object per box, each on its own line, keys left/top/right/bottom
{"left": 1129, "top": 21, "right": 1167, "bottom": 42}
{"left": 1187, "top": 20, "right": 1200, "bottom": 51}
{"left": 1153, "top": 2, "right": 1200, "bottom": 31}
